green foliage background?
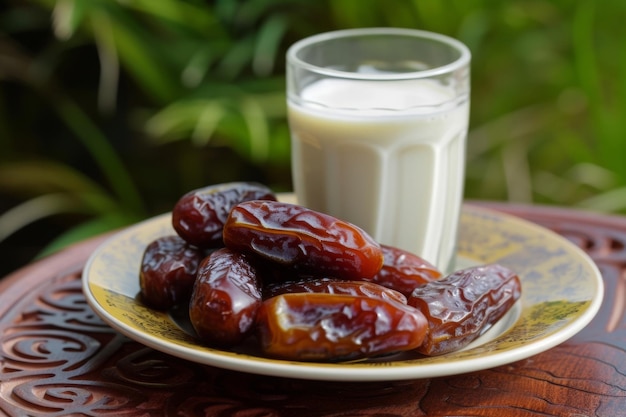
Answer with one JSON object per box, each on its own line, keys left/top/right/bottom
{"left": 1, "top": 0, "right": 625, "bottom": 276}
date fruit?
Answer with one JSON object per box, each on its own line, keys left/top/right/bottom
{"left": 223, "top": 200, "right": 383, "bottom": 280}
{"left": 408, "top": 264, "right": 521, "bottom": 356}
{"left": 189, "top": 248, "right": 262, "bottom": 347}
{"left": 264, "top": 278, "right": 407, "bottom": 304}
{"left": 257, "top": 293, "right": 428, "bottom": 361}
{"left": 139, "top": 235, "right": 204, "bottom": 310}
{"left": 363, "top": 244, "right": 442, "bottom": 297}
{"left": 172, "top": 182, "right": 276, "bottom": 248}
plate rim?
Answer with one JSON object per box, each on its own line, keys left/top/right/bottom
{"left": 82, "top": 203, "right": 604, "bottom": 381}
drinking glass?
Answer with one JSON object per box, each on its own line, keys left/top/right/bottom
{"left": 286, "top": 28, "right": 471, "bottom": 272}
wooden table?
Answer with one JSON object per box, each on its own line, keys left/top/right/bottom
{"left": 1, "top": 202, "right": 625, "bottom": 416}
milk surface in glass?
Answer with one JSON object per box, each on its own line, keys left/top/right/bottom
{"left": 288, "top": 77, "right": 468, "bottom": 271}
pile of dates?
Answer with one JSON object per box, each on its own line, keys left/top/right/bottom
{"left": 139, "top": 182, "right": 522, "bottom": 361}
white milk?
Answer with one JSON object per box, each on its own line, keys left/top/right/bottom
{"left": 288, "top": 78, "right": 469, "bottom": 271}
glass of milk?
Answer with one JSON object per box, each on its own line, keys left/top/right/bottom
{"left": 286, "top": 28, "right": 471, "bottom": 273}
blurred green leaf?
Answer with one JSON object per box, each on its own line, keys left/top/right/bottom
{"left": 253, "top": 14, "right": 288, "bottom": 76}
{"left": 105, "top": 12, "right": 181, "bottom": 102}
{"left": 121, "top": 0, "right": 219, "bottom": 31}
{"left": 0, "top": 160, "right": 108, "bottom": 197}
{"left": 578, "top": 187, "right": 626, "bottom": 213}
{"left": 145, "top": 99, "right": 227, "bottom": 144}
{"left": 36, "top": 212, "right": 138, "bottom": 257}
{"left": 55, "top": 98, "right": 145, "bottom": 215}
{"left": 240, "top": 97, "right": 269, "bottom": 163}
{"left": 51, "top": 0, "right": 86, "bottom": 40}
{"left": 0, "top": 194, "right": 85, "bottom": 241}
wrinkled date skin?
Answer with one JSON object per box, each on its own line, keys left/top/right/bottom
{"left": 172, "top": 182, "right": 276, "bottom": 248}
{"left": 408, "top": 264, "right": 522, "bottom": 356}
{"left": 257, "top": 293, "right": 428, "bottom": 361}
{"left": 139, "top": 235, "right": 204, "bottom": 310}
{"left": 223, "top": 201, "right": 383, "bottom": 280}
{"left": 264, "top": 278, "right": 407, "bottom": 304}
{"left": 189, "top": 248, "right": 262, "bottom": 347}
{"left": 363, "top": 244, "right": 442, "bottom": 297}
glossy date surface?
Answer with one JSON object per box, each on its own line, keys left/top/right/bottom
{"left": 139, "top": 235, "right": 204, "bottom": 310}
{"left": 363, "top": 244, "right": 442, "bottom": 297}
{"left": 172, "top": 182, "right": 276, "bottom": 248}
{"left": 223, "top": 200, "right": 384, "bottom": 280}
{"left": 257, "top": 293, "right": 428, "bottom": 361}
{"left": 264, "top": 278, "right": 407, "bottom": 304}
{"left": 137, "top": 182, "right": 524, "bottom": 362}
{"left": 408, "top": 264, "right": 522, "bottom": 355}
{"left": 189, "top": 248, "right": 262, "bottom": 347}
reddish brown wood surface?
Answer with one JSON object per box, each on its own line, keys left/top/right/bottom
{"left": 1, "top": 203, "right": 625, "bottom": 416}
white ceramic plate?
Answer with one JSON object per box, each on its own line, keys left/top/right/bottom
{"left": 82, "top": 202, "right": 603, "bottom": 381}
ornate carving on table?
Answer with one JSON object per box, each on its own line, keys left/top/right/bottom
{"left": 1, "top": 203, "right": 625, "bottom": 416}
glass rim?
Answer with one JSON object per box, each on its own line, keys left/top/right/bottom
{"left": 286, "top": 27, "right": 471, "bottom": 81}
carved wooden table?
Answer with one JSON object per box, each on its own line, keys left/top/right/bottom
{"left": 1, "top": 203, "right": 625, "bottom": 416}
